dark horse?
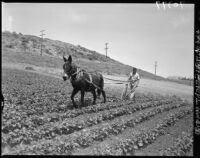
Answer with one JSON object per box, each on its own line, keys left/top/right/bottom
{"left": 62, "top": 55, "right": 106, "bottom": 108}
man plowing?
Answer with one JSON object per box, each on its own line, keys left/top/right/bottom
{"left": 121, "top": 67, "right": 140, "bottom": 101}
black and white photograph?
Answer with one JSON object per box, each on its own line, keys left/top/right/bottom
{"left": 1, "top": 2, "right": 196, "bottom": 156}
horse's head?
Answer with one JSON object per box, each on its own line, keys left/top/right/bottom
{"left": 63, "top": 55, "right": 74, "bottom": 81}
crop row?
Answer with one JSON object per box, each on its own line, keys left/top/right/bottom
{"left": 23, "top": 98, "right": 178, "bottom": 128}
{"left": 2, "top": 69, "right": 71, "bottom": 113}
{"left": 31, "top": 99, "right": 169, "bottom": 124}
{"left": 2, "top": 94, "right": 162, "bottom": 124}
{"left": 2, "top": 99, "right": 183, "bottom": 148}
{"left": 90, "top": 107, "right": 193, "bottom": 155}
{"left": 2, "top": 94, "right": 181, "bottom": 136}
{"left": 2, "top": 98, "right": 180, "bottom": 136}
{"left": 11, "top": 102, "right": 189, "bottom": 154}
{"left": 2, "top": 84, "right": 182, "bottom": 119}
{"left": 3, "top": 89, "right": 177, "bottom": 119}
{"left": 2, "top": 84, "right": 173, "bottom": 126}
{"left": 2, "top": 69, "right": 181, "bottom": 116}
{"left": 3, "top": 69, "right": 168, "bottom": 115}
{"left": 45, "top": 96, "right": 181, "bottom": 121}
{"left": 160, "top": 131, "right": 193, "bottom": 156}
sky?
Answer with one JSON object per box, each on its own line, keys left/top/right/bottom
{"left": 2, "top": 3, "right": 194, "bottom": 78}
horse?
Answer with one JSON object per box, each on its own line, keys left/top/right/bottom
{"left": 62, "top": 55, "right": 106, "bottom": 108}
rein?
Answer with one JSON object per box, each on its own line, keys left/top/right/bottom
{"left": 65, "top": 65, "right": 138, "bottom": 91}
{"left": 103, "top": 77, "right": 130, "bottom": 83}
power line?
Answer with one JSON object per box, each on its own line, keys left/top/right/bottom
{"left": 40, "top": 30, "right": 45, "bottom": 56}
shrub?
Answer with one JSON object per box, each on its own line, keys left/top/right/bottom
{"left": 5, "top": 44, "right": 14, "bottom": 49}
{"left": 25, "top": 67, "right": 35, "bottom": 71}
{"left": 78, "top": 52, "right": 84, "bottom": 56}
{"left": 21, "top": 36, "right": 29, "bottom": 52}
{"left": 45, "top": 49, "right": 53, "bottom": 55}
{"left": 12, "top": 32, "right": 19, "bottom": 39}
{"left": 88, "top": 57, "right": 93, "bottom": 60}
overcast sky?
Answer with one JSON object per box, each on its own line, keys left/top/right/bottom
{"left": 2, "top": 3, "right": 194, "bottom": 78}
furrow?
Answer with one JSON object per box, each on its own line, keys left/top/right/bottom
{"left": 3, "top": 99, "right": 183, "bottom": 148}
{"left": 159, "top": 131, "right": 193, "bottom": 156}
{"left": 86, "top": 107, "right": 192, "bottom": 155}
{"left": 11, "top": 101, "right": 189, "bottom": 155}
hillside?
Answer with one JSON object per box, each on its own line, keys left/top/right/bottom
{"left": 2, "top": 31, "right": 192, "bottom": 86}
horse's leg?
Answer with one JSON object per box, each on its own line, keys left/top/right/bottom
{"left": 101, "top": 90, "right": 106, "bottom": 103}
{"left": 80, "top": 89, "right": 85, "bottom": 107}
{"left": 134, "top": 93, "right": 136, "bottom": 102}
{"left": 71, "top": 88, "right": 79, "bottom": 108}
{"left": 91, "top": 89, "right": 97, "bottom": 105}
{"left": 97, "top": 89, "right": 101, "bottom": 99}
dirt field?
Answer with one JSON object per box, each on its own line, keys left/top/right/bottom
{"left": 2, "top": 63, "right": 193, "bottom": 102}
{"left": 1, "top": 66, "right": 193, "bottom": 156}
{"left": 103, "top": 74, "right": 193, "bottom": 103}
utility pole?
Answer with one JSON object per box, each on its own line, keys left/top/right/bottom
{"left": 40, "top": 30, "right": 45, "bottom": 56}
{"left": 155, "top": 61, "right": 157, "bottom": 76}
{"left": 105, "top": 43, "right": 108, "bottom": 58}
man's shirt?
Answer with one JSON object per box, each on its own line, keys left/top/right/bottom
{"left": 129, "top": 72, "right": 140, "bottom": 82}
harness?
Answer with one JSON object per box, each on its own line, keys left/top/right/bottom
{"left": 71, "top": 67, "right": 83, "bottom": 79}
{"left": 65, "top": 66, "right": 82, "bottom": 80}
{"left": 88, "top": 74, "right": 93, "bottom": 83}
{"left": 66, "top": 67, "right": 102, "bottom": 91}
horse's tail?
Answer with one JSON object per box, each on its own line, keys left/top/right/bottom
{"left": 97, "top": 74, "right": 104, "bottom": 96}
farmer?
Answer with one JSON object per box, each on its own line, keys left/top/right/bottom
{"left": 121, "top": 67, "right": 140, "bottom": 101}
